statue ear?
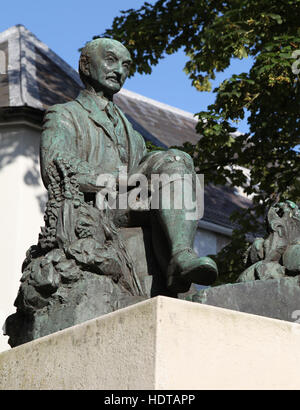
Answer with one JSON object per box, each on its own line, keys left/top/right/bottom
{"left": 79, "top": 54, "right": 90, "bottom": 77}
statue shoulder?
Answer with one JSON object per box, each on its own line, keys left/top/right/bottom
{"left": 42, "top": 101, "right": 83, "bottom": 144}
{"left": 43, "top": 101, "right": 86, "bottom": 134}
{"left": 44, "top": 100, "right": 80, "bottom": 119}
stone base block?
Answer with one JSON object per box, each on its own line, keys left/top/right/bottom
{"left": 1, "top": 296, "right": 300, "bottom": 390}
{"left": 193, "top": 276, "right": 300, "bottom": 323}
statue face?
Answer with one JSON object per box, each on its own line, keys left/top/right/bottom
{"left": 88, "top": 40, "right": 132, "bottom": 96}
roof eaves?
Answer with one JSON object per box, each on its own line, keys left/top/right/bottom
{"left": 0, "top": 105, "right": 43, "bottom": 127}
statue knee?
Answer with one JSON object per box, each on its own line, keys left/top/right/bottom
{"left": 158, "top": 149, "right": 194, "bottom": 174}
{"left": 168, "top": 148, "right": 193, "bottom": 164}
{"left": 137, "top": 148, "right": 195, "bottom": 179}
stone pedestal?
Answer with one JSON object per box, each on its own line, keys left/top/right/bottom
{"left": 1, "top": 296, "right": 300, "bottom": 390}
{"left": 193, "top": 276, "right": 300, "bottom": 323}
{"left": 4, "top": 227, "right": 161, "bottom": 347}
{"left": 4, "top": 227, "right": 196, "bottom": 348}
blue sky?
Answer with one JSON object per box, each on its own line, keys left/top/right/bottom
{"left": 1, "top": 0, "right": 252, "bottom": 132}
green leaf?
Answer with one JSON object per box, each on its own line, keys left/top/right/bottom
{"left": 234, "top": 45, "right": 248, "bottom": 59}
{"left": 268, "top": 13, "right": 283, "bottom": 24}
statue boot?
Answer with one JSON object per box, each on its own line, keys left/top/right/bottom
{"left": 151, "top": 177, "right": 218, "bottom": 294}
{"left": 167, "top": 248, "right": 218, "bottom": 293}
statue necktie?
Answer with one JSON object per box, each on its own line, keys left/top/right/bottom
{"left": 106, "top": 101, "right": 118, "bottom": 127}
{"left": 106, "top": 101, "right": 128, "bottom": 163}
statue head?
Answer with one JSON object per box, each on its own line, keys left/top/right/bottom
{"left": 79, "top": 38, "right": 132, "bottom": 97}
{"left": 266, "top": 200, "right": 300, "bottom": 246}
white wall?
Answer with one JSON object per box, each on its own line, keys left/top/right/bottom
{"left": 194, "top": 227, "right": 231, "bottom": 257}
{"left": 0, "top": 123, "right": 46, "bottom": 352}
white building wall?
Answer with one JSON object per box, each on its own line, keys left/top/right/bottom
{"left": 194, "top": 228, "right": 218, "bottom": 256}
{"left": 194, "top": 222, "right": 231, "bottom": 257}
{"left": 0, "top": 123, "right": 46, "bottom": 352}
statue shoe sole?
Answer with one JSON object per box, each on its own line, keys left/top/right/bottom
{"left": 167, "top": 256, "right": 218, "bottom": 294}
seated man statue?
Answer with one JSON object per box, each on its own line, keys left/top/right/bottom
{"left": 5, "top": 38, "right": 218, "bottom": 346}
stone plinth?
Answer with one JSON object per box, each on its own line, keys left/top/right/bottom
{"left": 4, "top": 227, "right": 158, "bottom": 348}
{"left": 193, "top": 276, "right": 300, "bottom": 323}
{"left": 1, "top": 296, "right": 300, "bottom": 390}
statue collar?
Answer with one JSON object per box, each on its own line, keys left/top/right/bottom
{"left": 75, "top": 89, "right": 111, "bottom": 112}
{"left": 75, "top": 89, "right": 138, "bottom": 171}
{"left": 75, "top": 89, "right": 119, "bottom": 136}
{"left": 75, "top": 90, "right": 128, "bottom": 141}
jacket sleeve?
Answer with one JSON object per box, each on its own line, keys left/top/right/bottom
{"left": 134, "top": 129, "right": 147, "bottom": 158}
{"left": 40, "top": 104, "right": 98, "bottom": 189}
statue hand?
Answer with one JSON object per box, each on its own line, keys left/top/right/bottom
{"left": 77, "top": 174, "right": 103, "bottom": 193}
{"left": 77, "top": 172, "right": 118, "bottom": 195}
{"left": 245, "top": 237, "right": 265, "bottom": 265}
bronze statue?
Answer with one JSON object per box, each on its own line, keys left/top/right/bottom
{"left": 238, "top": 200, "right": 300, "bottom": 281}
{"left": 40, "top": 38, "right": 218, "bottom": 292}
{"left": 5, "top": 39, "right": 218, "bottom": 346}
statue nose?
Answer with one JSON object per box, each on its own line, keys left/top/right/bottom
{"left": 114, "top": 62, "right": 127, "bottom": 79}
{"left": 114, "top": 62, "right": 123, "bottom": 75}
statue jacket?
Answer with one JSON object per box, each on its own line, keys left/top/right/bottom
{"left": 40, "top": 89, "right": 147, "bottom": 189}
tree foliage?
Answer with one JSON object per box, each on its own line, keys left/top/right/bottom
{"left": 98, "top": 0, "right": 300, "bottom": 284}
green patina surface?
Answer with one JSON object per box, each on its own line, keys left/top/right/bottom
{"left": 5, "top": 38, "right": 218, "bottom": 347}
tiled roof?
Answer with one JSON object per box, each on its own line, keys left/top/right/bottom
{"left": 203, "top": 184, "right": 251, "bottom": 229}
{"left": 0, "top": 25, "right": 252, "bottom": 230}
{"left": 114, "top": 89, "right": 200, "bottom": 148}
{"left": 0, "top": 25, "right": 81, "bottom": 109}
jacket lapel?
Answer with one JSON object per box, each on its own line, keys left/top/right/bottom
{"left": 75, "top": 90, "right": 115, "bottom": 138}
{"left": 75, "top": 90, "right": 141, "bottom": 171}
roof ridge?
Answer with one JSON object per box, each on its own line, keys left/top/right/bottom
{"left": 18, "top": 25, "right": 83, "bottom": 88}
{"left": 0, "top": 25, "right": 20, "bottom": 42}
{"left": 0, "top": 24, "right": 84, "bottom": 109}
{"left": 0, "top": 25, "right": 82, "bottom": 87}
